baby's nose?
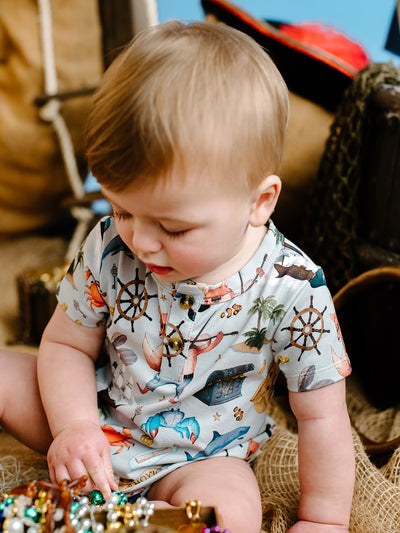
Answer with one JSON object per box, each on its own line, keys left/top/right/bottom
{"left": 131, "top": 219, "right": 162, "bottom": 254}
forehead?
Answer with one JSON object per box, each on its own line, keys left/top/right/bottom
{"left": 101, "top": 172, "right": 247, "bottom": 220}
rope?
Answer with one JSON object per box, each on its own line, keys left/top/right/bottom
{"left": 37, "top": 0, "right": 85, "bottom": 200}
{"left": 37, "top": 0, "right": 57, "bottom": 95}
{"left": 37, "top": 0, "right": 93, "bottom": 260}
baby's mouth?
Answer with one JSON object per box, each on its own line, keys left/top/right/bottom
{"left": 145, "top": 264, "right": 173, "bottom": 275}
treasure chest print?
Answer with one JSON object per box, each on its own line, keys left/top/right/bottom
{"left": 194, "top": 364, "right": 254, "bottom": 406}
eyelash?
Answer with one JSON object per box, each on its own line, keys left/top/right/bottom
{"left": 112, "top": 212, "right": 188, "bottom": 238}
{"left": 113, "top": 212, "right": 131, "bottom": 221}
{"left": 160, "top": 227, "right": 188, "bottom": 239}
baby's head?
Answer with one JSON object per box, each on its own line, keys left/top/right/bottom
{"left": 86, "top": 19, "right": 289, "bottom": 194}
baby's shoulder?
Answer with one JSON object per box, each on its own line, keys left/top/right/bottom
{"left": 264, "top": 225, "right": 321, "bottom": 280}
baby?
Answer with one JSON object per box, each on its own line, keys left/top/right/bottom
{"left": 0, "top": 20, "right": 354, "bottom": 532}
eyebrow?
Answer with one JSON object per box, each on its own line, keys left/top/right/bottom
{"left": 101, "top": 191, "right": 196, "bottom": 226}
{"left": 101, "top": 192, "right": 121, "bottom": 209}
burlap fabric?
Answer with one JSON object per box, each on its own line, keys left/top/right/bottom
{"left": 0, "top": 0, "right": 102, "bottom": 236}
{"left": 253, "top": 380, "right": 400, "bottom": 533}
{"left": 275, "top": 92, "right": 334, "bottom": 241}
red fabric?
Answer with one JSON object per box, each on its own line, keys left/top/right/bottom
{"left": 279, "top": 22, "right": 369, "bottom": 71}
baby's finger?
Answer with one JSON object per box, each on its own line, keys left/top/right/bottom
{"left": 104, "top": 465, "right": 118, "bottom": 493}
{"left": 101, "top": 450, "right": 118, "bottom": 491}
{"left": 65, "top": 461, "right": 94, "bottom": 491}
{"left": 52, "top": 464, "right": 72, "bottom": 485}
{"left": 84, "top": 457, "right": 114, "bottom": 499}
{"left": 48, "top": 463, "right": 57, "bottom": 485}
{"left": 109, "top": 472, "right": 119, "bottom": 492}
{"left": 90, "top": 470, "right": 113, "bottom": 499}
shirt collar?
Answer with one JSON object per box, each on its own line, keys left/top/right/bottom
{"left": 153, "top": 220, "right": 280, "bottom": 306}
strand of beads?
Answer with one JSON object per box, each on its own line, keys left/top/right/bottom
{"left": 0, "top": 495, "right": 41, "bottom": 533}
{"left": 103, "top": 496, "right": 154, "bottom": 530}
{"left": 202, "top": 527, "right": 230, "bottom": 533}
{"left": 0, "top": 480, "right": 228, "bottom": 533}
{"left": 0, "top": 481, "right": 153, "bottom": 533}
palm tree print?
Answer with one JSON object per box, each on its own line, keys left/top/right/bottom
{"left": 244, "top": 296, "right": 285, "bottom": 350}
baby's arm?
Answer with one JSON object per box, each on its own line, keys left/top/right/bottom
{"left": 288, "top": 380, "right": 355, "bottom": 532}
{"left": 37, "top": 305, "right": 118, "bottom": 497}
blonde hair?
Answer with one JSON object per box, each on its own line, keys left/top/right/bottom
{"left": 86, "top": 20, "right": 289, "bottom": 192}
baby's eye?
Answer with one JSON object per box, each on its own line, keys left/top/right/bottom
{"left": 113, "top": 211, "right": 131, "bottom": 221}
{"left": 160, "top": 225, "right": 189, "bottom": 238}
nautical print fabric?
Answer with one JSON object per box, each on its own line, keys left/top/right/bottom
{"left": 57, "top": 216, "right": 350, "bottom": 494}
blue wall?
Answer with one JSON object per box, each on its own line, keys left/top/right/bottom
{"left": 157, "top": 0, "right": 399, "bottom": 64}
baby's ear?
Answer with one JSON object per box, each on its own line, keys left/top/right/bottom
{"left": 249, "top": 175, "right": 281, "bottom": 227}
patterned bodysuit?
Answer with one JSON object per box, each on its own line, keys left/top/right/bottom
{"left": 57, "top": 217, "right": 350, "bottom": 495}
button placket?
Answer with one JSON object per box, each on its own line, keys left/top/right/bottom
{"left": 179, "top": 294, "right": 195, "bottom": 310}
{"left": 159, "top": 291, "right": 198, "bottom": 379}
{"left": 166, "top": 333, "right": 184, "bottom": 355}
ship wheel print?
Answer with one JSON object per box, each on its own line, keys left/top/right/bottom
{"left": 282, "top": 295, "right": 330, "bottom": 360}
{"left": 162, "top": 320, "right": 186, "bottom": 364}
{"left": 115, "top": 269, "right": 156, "bottom": 331}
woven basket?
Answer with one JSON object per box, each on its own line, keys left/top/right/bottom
{"left": 334, "top": 266, "right": 400, "bottom": 457}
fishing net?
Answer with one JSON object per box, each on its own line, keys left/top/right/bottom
{"left": 302, "top": 61, "right": 400, "bottom": 294}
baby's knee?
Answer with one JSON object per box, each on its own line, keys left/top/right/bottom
{"left": 154, "top": 457, "right": 262, "bottom": 533}
{"left": 214, "top": 472, "right": 262, "bottom": 533}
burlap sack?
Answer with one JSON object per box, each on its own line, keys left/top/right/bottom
{"left": 276, "top": 92, "right": 334, "bottom": 239}
{"left": 254, "top": 386, "right": 400, "bottom": 533}
{"left": 0, "top": 0, "right": 103, "bottom": 236}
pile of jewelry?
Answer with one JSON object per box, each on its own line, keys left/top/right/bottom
{"left": 0, "top": 477, "right": 229, "bottom": 533}
{"left": 0, "top": 476, "right": 156, "bottom": 533}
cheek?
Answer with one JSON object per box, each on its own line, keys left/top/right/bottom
{"left": 166, "top": 239, "right": 225, "bottom": 271}
{"left": 115, "top": 223, "right": 133, "bottom": 250}
{"left": 166, "top": 241, "right": 202, "bottom": 268}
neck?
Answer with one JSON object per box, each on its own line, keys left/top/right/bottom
{"left": 194, "top": 224, "right": 267, "bottom": 285}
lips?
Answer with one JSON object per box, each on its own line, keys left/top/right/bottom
{"left": 145, "top": 264, "right": 173, "bottom": 275}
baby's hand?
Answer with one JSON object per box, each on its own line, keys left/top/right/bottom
{"left": 47, "top": 419, "right": 118, "bottom": 498}
{"left": 288, "top": 521, "right": 349, "bottom": 532}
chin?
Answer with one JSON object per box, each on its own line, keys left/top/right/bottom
{"left": 154, "top": 271, "right": 188, "bottom": 283}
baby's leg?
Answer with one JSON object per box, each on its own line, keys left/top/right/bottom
{"left": 147, "top": 456, "right": 262, "bottom": 533}
{"left": 0, "top": 349, "right": 52, "bottom": 453}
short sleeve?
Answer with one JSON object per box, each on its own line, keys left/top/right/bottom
{"left": 57, "top": 219, "right": 110, "bottom": 327}
{"left": 273, "top": 279, "right": 351, "bottom": 392}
